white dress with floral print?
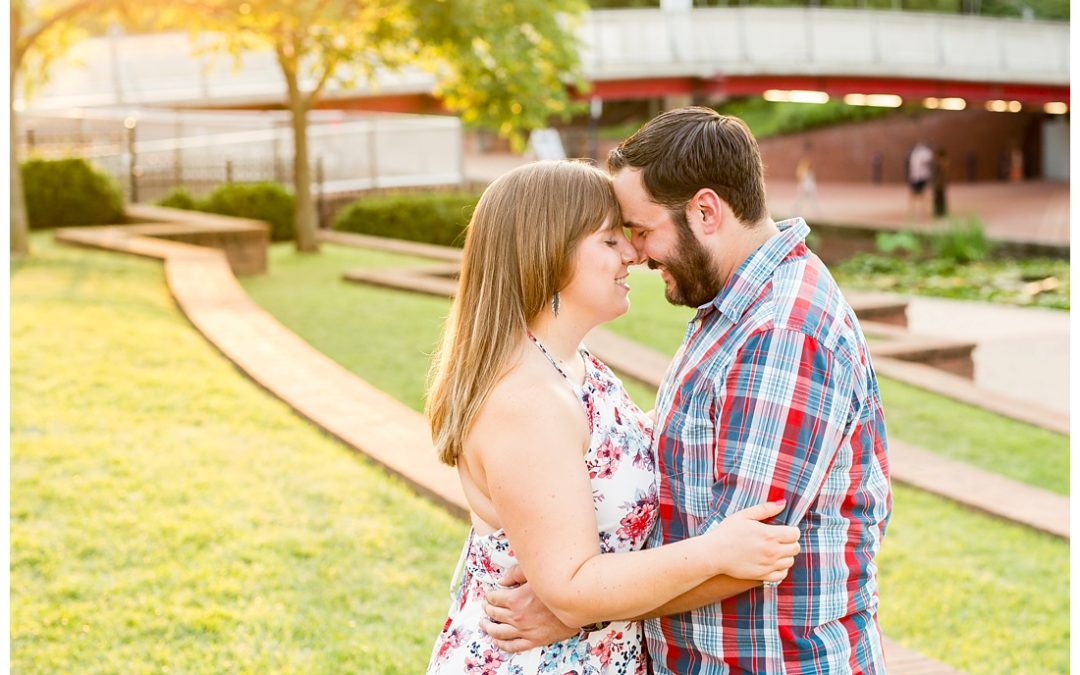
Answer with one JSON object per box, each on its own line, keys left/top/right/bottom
{"left": 427, "top": 347, "right": 658, "bottom": 675}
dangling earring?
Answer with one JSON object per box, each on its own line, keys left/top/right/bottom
{"left": 551, "top": 292, "right": 560, "bottom": 317}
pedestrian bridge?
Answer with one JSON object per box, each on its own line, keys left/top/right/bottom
{"left": 20, "top": 7, "right": 1068, "bottom": 112}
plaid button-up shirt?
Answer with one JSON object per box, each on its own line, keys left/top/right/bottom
{"left": 645, "top": 219, "right": 892, "bottom": 674}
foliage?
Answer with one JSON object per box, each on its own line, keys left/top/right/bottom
{"left": 331, "top": 192, "right": 481, "bottom": 249}
{"left": 200, "top": 182, "right": 296, "bottom": 242}
{"left": 155, "top": 183, "right": 296, "bottom": 241}
{"left": 12, "top": 235, "right": 467, "bottom": 672}
{"left": 874, "top": 230, "right": 922, "bottom": 257}
{"left": 835, "top": 218, "right": 1069, "bottom": 310}
{"left": 137, "top": 0, "right": 588, "bottom": 251}
{"left": 155, "top": 186, "right": 198, "bottom": 210}
{"left": 244, "top": 241, "right": 1067, "bottom": 673}
{"left": 714, "top": 97, "right": 896, "bottom": 139}
{"left": 834, "top": 255, "right": 1069, "bottom": 310}
{"left": 21, "top": 157, "right": 125, "bottom": 229}
{"left": 10, "top": 0, "right": 128, "bottom": 255}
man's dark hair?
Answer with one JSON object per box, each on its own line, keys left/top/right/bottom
{"left": 608, "top": 106, "right": 767, "bottom": 225}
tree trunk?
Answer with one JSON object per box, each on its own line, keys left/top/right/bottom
{"left": 289, "top": 103, "right": 319, "bottom": 253}
{"left": 11, "top": 76, "right": 29, "bottom": 257}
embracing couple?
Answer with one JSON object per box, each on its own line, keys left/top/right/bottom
{"left": 425, "top": 107, "right": 892, "bottom": 674}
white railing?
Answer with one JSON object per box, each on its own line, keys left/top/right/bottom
{"left": 18, "top": 8, "right": 1067, "bottom": 112}
{"left": 580, "top": 8, "right": 1068, "bottom": 85}
{"left": 17, "top": 108, "right": 465, "bottom": 201}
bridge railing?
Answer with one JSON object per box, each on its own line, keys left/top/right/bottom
{"left": 580, "top": 7, "right": 1068, "bottom": 84}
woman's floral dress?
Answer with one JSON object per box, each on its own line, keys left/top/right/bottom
{"left": 427, "top": 344, "right": 658, "bottom": 675}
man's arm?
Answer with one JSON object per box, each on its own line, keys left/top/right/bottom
{"left": 704, "top": 328, "right": 854, "bottom": 529}
{"left": 482, "top": 569, "right": 759, "bottom": 652}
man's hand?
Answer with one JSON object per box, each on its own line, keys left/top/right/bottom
{"left": 481, "top": 565, "right": 579, "bottom": 652}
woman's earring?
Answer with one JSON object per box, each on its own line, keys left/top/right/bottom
{"left": 552, "top": 292, "right": 560, "bottom": 317}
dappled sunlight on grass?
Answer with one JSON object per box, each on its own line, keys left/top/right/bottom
{"left": 12, "top": 235, "right": 466, "bottom": 672}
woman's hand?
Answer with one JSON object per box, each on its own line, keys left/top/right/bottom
{"left": 707, "top": 500, "right": 801, "bottom": 582}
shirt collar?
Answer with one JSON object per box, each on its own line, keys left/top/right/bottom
{"left": 693, "top": 217, "right": 811, "bottom": 323}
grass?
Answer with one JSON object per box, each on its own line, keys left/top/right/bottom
{"left": 877, "top": 485, "right": 1069, "bottom": 673}
{"left": 242, "top": 242, "right": 1067, "bottom": 672}
{"left": 609, "top": 267, "right": 1070, "bottom": 495}
{"left": 16, "top": 237, "right": 1067, "bottom": 673}
{"left": 11, "top": 235, "right": 467, "bottom": 673}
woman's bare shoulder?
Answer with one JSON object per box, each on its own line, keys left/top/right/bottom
{"left": 467, "top": 352, "right": 586, "bottom": 456}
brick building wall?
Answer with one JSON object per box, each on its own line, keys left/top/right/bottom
{"left": 758, "top": 108, "right": 1046, "bottom": 184}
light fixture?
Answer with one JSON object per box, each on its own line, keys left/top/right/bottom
{"left": 939, "top": 98, "right": 967, "bottom": 111}
{"left": 1007, "top": 100, "right": 1022, "bottom": 112}
{"left": 985, "top": 100, "right": 1008, "bottom": 112}
{"left": 1044, "top": 101, "right": 1068, "bottom": 114}
{"left": 847, "top": 93, "right": 904, "bottom": 107}
{"left": 923, "top": 97, "right": 940, "bottom": 109}
{"left": 763, "top": 89, "right": 830, "bottom": 104}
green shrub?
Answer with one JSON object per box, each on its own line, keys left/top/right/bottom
{"left": 929, "top": 217, "right": 993, "bottom": 265}
{"left": 156, "top": 187, "right": 198, "bottom": 210}
{"left": 332, "top": 192, "right": 480, "bottom": 248}
{"left": 156, "top": 182, "right": 295, "bottom": 242}
{"left": 875, "top": 230, "right": 923, "bottom": 257}
{"left": 21, "top": 158, "right": 124, "bottom": 229}
{"left": 199, "top": 182, "right": 295, "bottom": 242}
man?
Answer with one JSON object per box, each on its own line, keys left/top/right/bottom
{"left": 907, "top": 140, "right": 934, "bottom": 220}
{"left": 483, "top": 107, "right": 892, "bottom": 674}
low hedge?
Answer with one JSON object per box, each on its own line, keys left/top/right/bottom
{"left": 21, "top": 158, "right": 125, "bottom": 229}
{"left": 331, "top": 192, "right": 481, "bottom": 248}
{"left": 156, "top": 182, "right": 295, "bottom": 242}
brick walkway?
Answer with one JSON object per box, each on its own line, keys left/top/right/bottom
{"left": 463, "top": 153, "right": 1069, "bottom": 250}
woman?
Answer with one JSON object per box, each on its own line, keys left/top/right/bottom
{"left": 426, "top": 161, "right": 799, "bottom": 674}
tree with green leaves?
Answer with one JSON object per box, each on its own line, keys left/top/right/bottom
{"left": 10, "top": 0, "right": 119, "bottom": 256}
{"left": 152, "top": 0, "right": 588, "bottom": 252}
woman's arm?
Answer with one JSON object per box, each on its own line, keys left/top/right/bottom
{"left": 472, "top": 382, "right": 798, "bottom": 628}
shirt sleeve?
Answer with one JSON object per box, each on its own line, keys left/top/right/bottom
{"left": 702, "top": 328, "right": 856, "bottom": 530}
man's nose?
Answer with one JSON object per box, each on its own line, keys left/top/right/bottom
{"left": 628, "top": 238, "right": 648, "bottom": 266}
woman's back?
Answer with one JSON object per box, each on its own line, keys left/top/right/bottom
{"left": 427, "top": 346, "right": 657, "bottom": 674}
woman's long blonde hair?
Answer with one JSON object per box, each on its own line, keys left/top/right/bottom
{"left": 427, "top": 160, "right": 621, "bottom": 466}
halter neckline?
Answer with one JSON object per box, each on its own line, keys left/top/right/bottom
{"left": 526, "top": 330, "right": 586, "bottom": 389}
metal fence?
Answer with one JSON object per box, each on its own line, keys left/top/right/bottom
{"left": 15, "top": 108, "right": 467, "bottom": 210}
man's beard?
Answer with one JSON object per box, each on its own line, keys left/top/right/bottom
{"left": 648, "top": 215, "right": 723, "bottom": 308}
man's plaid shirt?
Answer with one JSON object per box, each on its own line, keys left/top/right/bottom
{"left": 644, "top": 219, "right": 892, "bottom": 674}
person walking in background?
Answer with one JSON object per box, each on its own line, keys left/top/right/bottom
{"left": 932, "top": 147, "right": 950, "bottom": 218}
{"left": 792, "top": 140, "right": 819, "bottom": 216}
{"left": 483, "top": 108, "right": 893, "bottom": 674}
{"left": 907, "top": 140, "right": 934, "bottom": 221}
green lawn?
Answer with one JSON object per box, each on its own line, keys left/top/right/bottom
{"left": 241, "top": 242, "right": 1068, "bottom": 673}
{"left": 12, "top": 235, "right": 467, "bottom": 673}
{"left": 14, "top": 237, "right": 1067, "bottom": 673}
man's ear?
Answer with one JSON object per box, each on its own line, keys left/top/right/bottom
{"left": 690, "top": 188, "right": 724, "bottom": 236}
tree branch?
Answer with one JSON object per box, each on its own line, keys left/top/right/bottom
{"left": 16, "top": 0, "right": 105, "bottom": 64}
